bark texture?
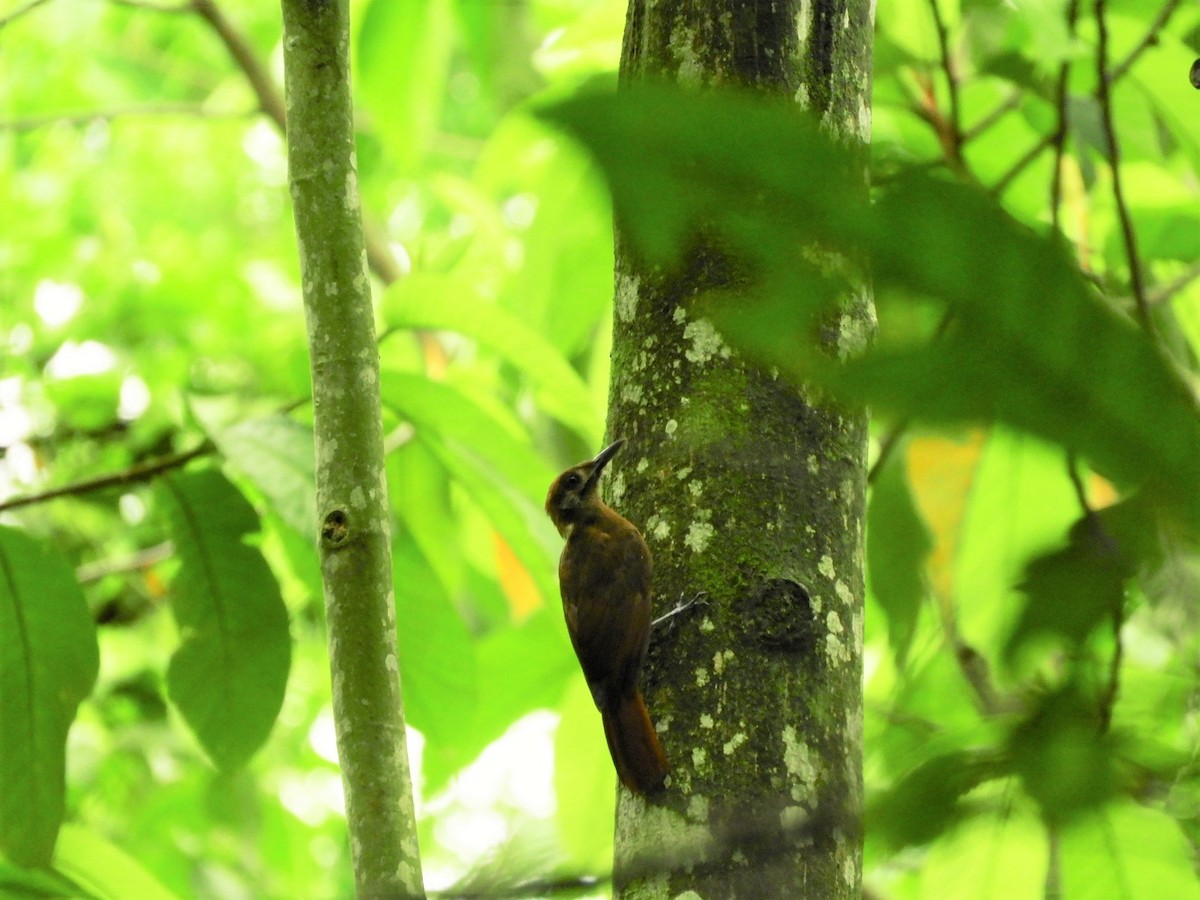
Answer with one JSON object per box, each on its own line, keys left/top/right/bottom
{"left": 280, "top": 1, "right": 424, "bottom": 896}
{"left": 608, "top": 1, "right": 873, "bottom": 896}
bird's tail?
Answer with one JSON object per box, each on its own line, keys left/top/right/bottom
{"left": 602, "top": 688, "right": 669, "bottom": 795}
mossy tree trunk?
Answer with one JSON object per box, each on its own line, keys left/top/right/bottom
{"left": 607, "top": 1, "right": 873, "bottom": 896}
{"left": 280, "top": 1, "right": 424, "bottom": 896}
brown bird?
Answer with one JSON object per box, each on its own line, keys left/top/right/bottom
{"left": 545, "top": 439, "right": 669, "bottom": 795}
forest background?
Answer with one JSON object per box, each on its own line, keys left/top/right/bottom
{"left": 2, "top": 0, "right": 1200, "bottom": 897}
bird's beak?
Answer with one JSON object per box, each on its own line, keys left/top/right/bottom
{"left": 583, "top": 439, "right": 625, "bottom": 492}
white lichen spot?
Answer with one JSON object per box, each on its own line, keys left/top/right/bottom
{"left": 685, "top": 520, "right": 714, "bottom": 553}
{"left": 796, "top": 0, "right": 811, "bottom": 44}
{"left": 723, "top": 732, "right": 747, "bottom": 755}
{"left": 646, "top": 514, "right": 671, "bottom": 542}
{"left": 609, "top": 470, "right": 627, "bottom": 505}
{"left": 699, "top": 713, "right": 714, "bottom": 729}
{"left": 692, "top": 747, "right": 707, "bottom": 770}
{"left": 687, "top": 793, "right": 709, "bottom": 821}
{"left": 636, "top": 457, "right": 649, "bottom": 474}
{"left": 344, "top": 171, "right": 360, "bottom": 213}
{"left": 615, "top": 270, "right": 640, "bottom": 323}
{"left": 694, "top": 667, "right": 709, "bottom": 687}
{"left": 673, "top": 305, "right": 688, "bottom": 324}
{"left": 621, "top": 382, "right": 644, "bottom": 404}
{"left": 349, "top": 486, "right": 366, "bottom": 509}
{"left": 780, "top": 805, "right": 810, "bottom": 835}
{"left": 665, "top": 419, "right": 678, "bottom": 436}
{"left": 827, "top": 610, "right": 844, "bottom": 634}
{"left": 782, "top": 725, "right": 817, "bottom": 801}
{"left": 688, "top": 480, "right": 703, "bottom": 498}
{"left": 385, "top": 653, "right": 398, "bottom": 675}
{"left": 713, "top": 649, "right": 734, "bottom": 676}
{"left": 835, "top": 578, "right": 852, "bottom": 605}
{"left": 699, "top": 617, "right": 716, "bottom": 634}
{"left": 826, "top": 632, "right": 850, "bottom": 665}
{"left": 676, "top": 466, "right": 693, "bottom": 480}
{"left": 818, "top": 554, "right": 835, "bottom": 579}
{"left": 807, "top": 453, "right": 820, "bottom": 474}
{"left": 683, "top": 318, "right": 731, "bottom": 363}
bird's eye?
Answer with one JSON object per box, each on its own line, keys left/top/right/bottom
{"left": 563, "top": 473, "right": 582, "bottom": 489}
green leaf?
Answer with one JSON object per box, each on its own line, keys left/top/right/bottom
{"left": 953, "top": 430, "right": 1079, "bottom": 652}
{"left": 869, "top": 748, "right": 1004, "bottom": 849}
{"left": 0, "top": 527, "right": 99, "bottom": 867}
{"left": 867, "top": 449, "right": 933, "bottom": 666}
{"left": 391, "top": 532, "right": 477, "bottom": 750}
{"left": 539, "top": 86, "right": 1200, "bottom": 526}
{"left": 159, "top": 469, "right": 291, "bottom": 771}
{"left": 381, "top": 273, "right": 602, "bottom": 443}
{"left": 53, "top": 823, "right": 181, "bottom": 900}
{"left": 208, "top": 415, "right": 317, "bottom": 539}
{"left": 1008, "top": 687, "right": 1116, "bottom": 824}
{"left": 1060, "top": 803, "right": 1200, "bottom": 900}
{"left": 357, "top": 0, "right": 453, "bottom": 171}
{"left": 380, "top": 371, "right": 560, "bottom": 604}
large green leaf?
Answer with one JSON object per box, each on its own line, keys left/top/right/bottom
{"left": 380, "top": 371, "right": 560, "bottom": 604}
{"left": 159, "top": 469, "right": 291, "bottom": 771}
{"left": 867, "top": 449, "right": 933, "bottom": 667}
{"left": 53, "top": 823, "right": 181, "bottom": 900}
{"left": 356, "top": 0, "right": 453, "bottom": 172}
{"left": 538, "top": 86, "right": 1200, "bottom": 526}
{"left": 391, "top": 532, "right": 477, "bottom": 750}
{"left": 381, "top": 273, "right": 602, "bottom": 443}
{"left": 207, "top": 415, "right": 317, "bottom": 539}
{"left": 0, "top": 527, "right": 98, "bottom": 867}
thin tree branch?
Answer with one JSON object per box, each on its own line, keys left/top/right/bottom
{"left": 0, "top": 443, "right": 213, "bottom": 513}
{"left": 1108, "top": 0, "right": 1183, "bottom": 83}
{"left": 1094, "top": 0, "right": 1153, "bottom": 333}
{"left": 980, "top": 0, "right": 1181, "bottom": 190}
{"left": 0, "top": 0, "right": 51, "bottom": 29}
{"left": 1050, "top": 0, "right": 1082, "bottom": 232}
{"left": 0, "top": 102, "right": 254, "bottom": 132}
{"left": 926, "top": 0, "right": 963, "bottom": 168}
{"left": 188, "top": 0, "right": 406, "bottom": 286}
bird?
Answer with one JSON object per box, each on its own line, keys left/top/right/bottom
{"left": 545, "top": 439, "right": 669, "bottom": 795}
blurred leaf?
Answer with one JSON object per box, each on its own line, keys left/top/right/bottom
{"left": 1060, "top": 803, "right": 1200, "bottom": 900}
{"left": 908, "top": 802, "right": 1047, "bottom": 897}
{"left": 160, "top": 469, "right": 291, "bottom": 771}
{"left": 1008, "top": 687, "right": 1115, "bottom": 824}
{"left": 388, "top": 439, "right": 463, "bottom": 599}
{"left": 1006, "top": 497, "right": 1156, "bottom": 662}
{"left": 357, "top": 0, "right": 453, "bottom": 171}
{"left": 380, "top": 370, "right": 560, "bottom": 605}
{"left": 867, "top": 448, "right": 933, "bottom": 666}
{"left": 382, "top": 273, "right": 601, "bottom": 442}
{"left": 869, "top": 748, "right": 1004, "bottom": 849}
{"left": 554, "top": 675, "right": 615, "bottom": 872}
{"left": 392, "top": 531, "right": 477, "bottom": 749}
{"left": 423, "top": 609, "right": 575, "bottom": 792}
{"left": 53, "top": 823, "right": 181, "bottom": 900}
{"left": 0, "top": 527, "right": 99, "bottom": 867}
{"left": 207, "top": 415, "right": 317, "bottom": 538}
{"left": 954, "top": 430, "right": 1079, "bottom": 652}
{"left": 539, "top": 86, "right": 1200, "bottom": 527}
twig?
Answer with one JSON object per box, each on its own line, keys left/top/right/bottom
{"left": 1146, "top": 260, "right": 1200, "bottom": 306}
{"left": 866, "top": 418, "right": 909, "bottom": 486}
{"left": 1049, "top": 0, "right": 1082, "bottom": 231}
{"left": 0, "top": 442, "right": 212, "bottom": 513}
{"left": 0, "top": 102, "right": 254, "bottom": 132}
{"left": 76, "top": 542, "right": 174, "bottom": 583}
{"left": 188, "top": 0, "right": 406, "bottom": 286}
{"left": 0, "top": 0, "right": 51, "bottom": 29}
{"left": 926, "top": 0, "right": 963, "bottom": 168}
{"left": 962, "top": 91, "right": 1020, "bottom": 144}
{"left": 1094, "top": 0, "right": 1153, "bottom": 333}
{"left": 1108, "top": 0, "right": 1183, "bottom": 83}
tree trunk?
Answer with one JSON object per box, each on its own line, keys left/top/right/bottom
{"left": 609, "top": 1, "right": 872, "bottom": 896}
{"left": 280, "top": 1, "right": 424, "bottom": 896}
